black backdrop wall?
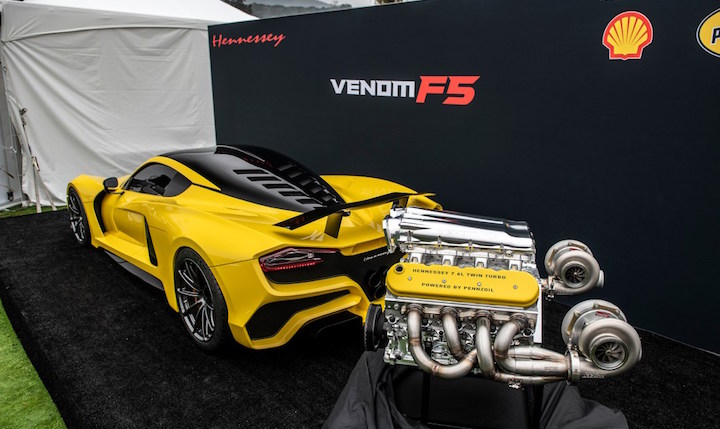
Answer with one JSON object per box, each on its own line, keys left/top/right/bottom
{"left": 209, "top": 0, "right": 720, "bottom": 353}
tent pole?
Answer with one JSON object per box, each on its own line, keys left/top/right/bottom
{"left": 17, "top": 108, "right": 57, "bottom": 212}
{"left": 32, "top": 156, "right": 41, "bottom": 213}
{"left": 33, "top": 155, "right": 57, "bottom": 211}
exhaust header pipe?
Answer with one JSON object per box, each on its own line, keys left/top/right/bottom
{"left": 407, "top": 306, "right": 477, "bottom": 379}
{"left": 404, "top": 301, "right": 641, "bottom": 385}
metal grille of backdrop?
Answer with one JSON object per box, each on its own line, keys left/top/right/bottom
{"left": 209, "top": 0, "right": 720, "bottom": 353}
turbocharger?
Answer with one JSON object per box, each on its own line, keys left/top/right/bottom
{"left": 544, "top": 240, "right": 605, "bottom": 297}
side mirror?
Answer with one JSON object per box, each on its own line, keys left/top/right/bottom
{"left": 103, "top": 177, "right": 119, "bottom": 192}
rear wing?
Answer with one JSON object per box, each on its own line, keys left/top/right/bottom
{"left": 274, "top": 192, "right": 432, "bottom": 238}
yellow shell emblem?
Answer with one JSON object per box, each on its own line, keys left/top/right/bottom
{"left": 697, "top": 8, "right": 720, "bottom": 58}
{"left": 603, "top": 11, "right": 653, "bottom": 60}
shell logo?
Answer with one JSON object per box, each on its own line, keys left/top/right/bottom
{"left": 602, "top": 11, "right": 653, "bottom": 60}
{"left": 697, "top": 8, "right": 720, "bottom": 58}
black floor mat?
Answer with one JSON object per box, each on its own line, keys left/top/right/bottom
{"left": 1, "top": 211, "right": 718, "bottom": 428}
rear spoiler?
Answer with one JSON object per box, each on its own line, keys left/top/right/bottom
{"left": 274, "top": 192, "right": 432, "bottom": 238}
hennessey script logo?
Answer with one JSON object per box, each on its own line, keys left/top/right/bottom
{"left": 363, "top": 251, "right": 389, "bottom": 262}
{"left": 212, "top": 33, "right": 286, "bottom": 48}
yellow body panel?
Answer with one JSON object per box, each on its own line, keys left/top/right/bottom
{"left": 216, "top": 260, "right": 377, "bottom": 349}
{"left": 386, "top": 263, "right": 540, "bottom": 308}
{"left": 67, "top": 157, "right": 439, "bottom": 350}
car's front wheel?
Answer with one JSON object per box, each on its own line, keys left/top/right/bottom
{"left": 67, "top": 187, "right": 90, "bottom": 246}
{"left": 174, "top": 248, "right": 230, "bottom": 351}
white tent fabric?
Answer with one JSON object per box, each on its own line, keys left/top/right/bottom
{"left": 0, "top": 0, "right": 254, "bottom": 205}
{"left": 0, "top": 67, "right": 21, "bottom": 209}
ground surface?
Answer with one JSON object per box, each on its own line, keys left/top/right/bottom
{"left": 0, "top": 211, "right": 718, "bottom": 428}
{"left": 0, "top": 205, "right": 60, "bottom": 219}
{"left": 0, "top": 303, "right": 65, "bottom": 429}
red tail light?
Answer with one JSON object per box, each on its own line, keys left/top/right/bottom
{"left": 259, "top": 247, "right": 337, "bottom": 272}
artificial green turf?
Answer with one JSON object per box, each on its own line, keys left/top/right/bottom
{"left": 0, "top": 302, "right": 66, "bottom": 429}
{"left": 0, "top": 205, "right": 64, "bottom": 219}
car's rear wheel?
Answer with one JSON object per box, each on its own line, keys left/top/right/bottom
{"left": 67, "top": 187, "right": 90, "bottom": 246}
{"left": 174, "top": 248, "right": 230, "bottom": 351}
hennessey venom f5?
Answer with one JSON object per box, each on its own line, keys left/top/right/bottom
{"left": 67, "top": 145, "right": 438, "bottom": 350}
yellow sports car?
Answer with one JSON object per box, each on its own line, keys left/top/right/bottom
{"left": 67, "top": 145, "right": 438, "bottom": 351}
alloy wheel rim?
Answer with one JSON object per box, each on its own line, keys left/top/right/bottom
{"left": 68, "top": 193, "right": 86, "bottom": 243}
{"left": 177, "top": 258, "right": 215, "bottom": 342}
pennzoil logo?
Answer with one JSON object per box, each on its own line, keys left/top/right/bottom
{"left": 602, "top": 11, "right": 653, "bottom": 60}
{"left": 697, "top": 8, "right": 720, "bottom": 58}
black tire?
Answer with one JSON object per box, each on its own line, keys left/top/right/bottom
{"left": 174, "top": 248, "right": 231, "bottom": 351}
{"left": 67, "top": 187, "right": 90, "bottom": 246}
{"left": 363, "top": 304, "right": 387, "bottom": 351}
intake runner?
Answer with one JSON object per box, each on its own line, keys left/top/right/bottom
{"left": 364, "top": 206, "right": 641, "bottom": 387}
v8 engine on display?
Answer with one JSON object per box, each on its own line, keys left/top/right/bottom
{"left": 365, "top": 206, "right": 642, "bottom": 387}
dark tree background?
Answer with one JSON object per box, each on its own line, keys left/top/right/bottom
{"left": 222, "top": 0, "right": 352, "bottom": 18}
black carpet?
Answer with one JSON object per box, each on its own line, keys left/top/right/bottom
{"left": 1, "top": 211, "right": 718, "bottom": 429}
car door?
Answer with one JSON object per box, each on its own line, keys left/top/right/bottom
{"left": 100, "top": 163, "right": 189, "bottom": 266}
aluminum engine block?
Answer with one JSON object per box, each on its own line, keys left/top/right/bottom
{"left": 367, "top": 206, "right": 641, "bottom": 387}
